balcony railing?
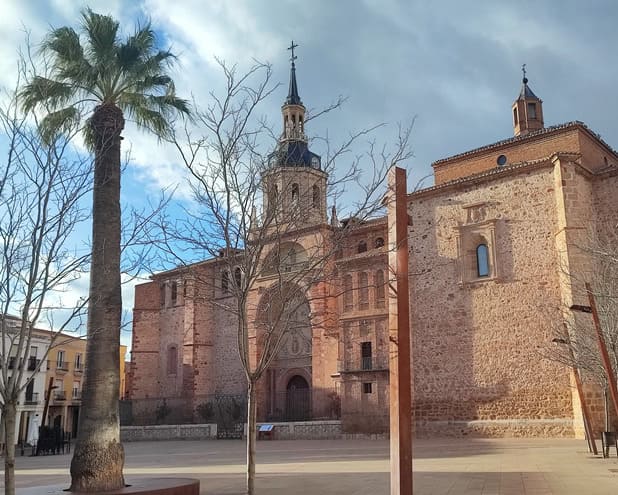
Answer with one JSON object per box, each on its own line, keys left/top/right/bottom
{"left": 7, "top": 357, "right": 40, "bottom": 371}
{"left": 54, "top": 391, "right": 67, "bottom": 401}
{"left": 339, "top": 356, "right": 389, "bottom": 373}
{"left": 74, "top": 362, "right": 84, "bottom": 373}
{"left": 361, "top": 356, "right": 373, "bottom": 370}
{"left": 55, "top": 360, "right": 69, "bottom": 371}
{"left": 24, "top": 392, "right": 39, "bottom": 404}
{"left": 72, "top": 390, "right": 82, "bottom": 400}
{"left": 27, "top": 357, "right": 41, "bottom": 371}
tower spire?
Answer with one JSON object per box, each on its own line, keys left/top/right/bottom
{"left": 512, "top": 64, "right": 544, "bottom": 136}
{"left": 286, "top": 40, "right": 302, "bottom": 105}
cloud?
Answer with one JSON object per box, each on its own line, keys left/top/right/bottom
{"left": 3, "top": 0, "right": 618, "bottom": 344}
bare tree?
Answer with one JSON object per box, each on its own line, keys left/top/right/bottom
{"left": 547, "top": 228, "right": 618, "bottom": 434}
{"left": 154, "top": 59, "right": 412, "bottom": 494}
{"left": 0, "top": 76, "right": 91, "bottom": 495}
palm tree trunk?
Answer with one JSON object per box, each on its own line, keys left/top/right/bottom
{"left": 3, "top": 401, "right": 17, "bottom": 495}
{"left": 246, "top": 379, "right": 257, "bottom": 495}
{"left": 70, "top": 104, "right": 125, "bottom": 492}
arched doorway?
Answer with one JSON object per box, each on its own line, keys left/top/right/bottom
{"left": 256, "top": 282, "right": 312, "bottom": 421}
{"left": 286, "top": 375, "right": 310, "bottom": 421}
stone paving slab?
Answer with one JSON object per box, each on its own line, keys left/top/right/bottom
{"left": 5, "top": 438, "right": 618, "bottom": 494}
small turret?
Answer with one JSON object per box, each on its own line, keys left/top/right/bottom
{"left": 512, "top": 64, "right": 544, "bottom": 136}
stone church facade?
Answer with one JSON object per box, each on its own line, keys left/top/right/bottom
{"left": 129, "top": 57, "right": 618, "bottom": 437}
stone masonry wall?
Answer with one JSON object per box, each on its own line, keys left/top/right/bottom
{"left": 130, "top": 282, "right": 161, "bottom": 399}
{"left": 407, "top": 162, "right": 574, "bottom": 436}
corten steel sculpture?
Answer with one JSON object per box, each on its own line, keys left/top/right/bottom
{"left": 387, "top": 166, "right": 413, "bottom": 494}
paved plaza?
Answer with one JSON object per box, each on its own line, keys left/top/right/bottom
{"left": 5, "top": 438, "right": 618, "bottom": 494}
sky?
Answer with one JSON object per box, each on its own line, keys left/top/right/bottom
{"left": 1, "top": 0, "right": 617, "bottom": 347}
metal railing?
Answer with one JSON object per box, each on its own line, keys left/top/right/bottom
{"left": 120, "top": 389, "right": 341, "bottom": 427}
{"left": 7, "top": 357, "right": 41, "bottom": 371}
{"left": 27, "top": 357, "right": 40, "bottom": 371}
{"left": 72, "top": 390, "right": 81, "bottom": 400}
{"left": 54, "top": 391, "right": 66, "bottom": 401}
{"left": 24, "top": 392, "right": 39, "bottom": 404}
{"left": 339, "top": 356, "right": 389, "bottom": 373}
{"left": 56, "top": 360, "right": 69, "bottom": 371}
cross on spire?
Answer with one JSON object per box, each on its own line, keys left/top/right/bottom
{"left": 288, "top": 40, "right": 299, "bottom": 64}
{"left": 522, "top": 63, "right": 528, "bottom": 83}
{"left": 285, "top": 41, "right": 302, "bottom": 105}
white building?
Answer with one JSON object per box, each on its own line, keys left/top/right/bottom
{"left": 1, "top": 316, "right": 51, "bottom": 446}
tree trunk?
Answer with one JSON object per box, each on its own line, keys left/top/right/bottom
{"left": 3, "top": 401, "right": 17, "bottom": 495}
{"left": 246, "top": 380, "right": 257, "bottom": 495}
{"left": 70, "top": 104, "right": 125, "bottom": 492}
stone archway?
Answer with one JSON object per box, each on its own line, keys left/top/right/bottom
{"left": 255, "top": 283, "right": 312, "bottom": 421}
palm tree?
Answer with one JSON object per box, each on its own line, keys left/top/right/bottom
{"left": 21, "top": 9, "right": 189, "bottom": 492}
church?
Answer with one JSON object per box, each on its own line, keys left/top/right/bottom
{"left": 129, "top": 51, "right": 618, "bottom": 437}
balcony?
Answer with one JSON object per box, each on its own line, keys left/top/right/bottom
{"left": 74, "top": 362, "right": 84, "bottom": 373}
{"left": 6, "top": 357, "right": 40, "bottom": 371}
{"left": 53, "top": 391, "right": 67, "bottom": 401}
{"left": 72, "top": 390, "right": 82, "bottom": 401}
{"left": 24, "top": 392, "right": 39, "bottom": 405}
{"left": 55, "top": 360, "right": 69, "bottom": 372}
{"left": 339, "top": 356, "right": 389, "bottom": 373}
{"left": 27, "top": 357, "right": 41, "bottom": 371}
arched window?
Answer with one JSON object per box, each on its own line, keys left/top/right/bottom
{"left": 285, "top": 248, "right": 297, "bottom": 272}
{"left": 268, "top": 184, "right": 279, "bottom": 214}
{"left": 359, "top": 272, "right": 369, "bottom": 310}
{"left": 357, "top": 240, "right": 367, "bottom": 254}
{"left": 343, "top": 275, "right": 353, "bottom": 311}
{"left": 375, "top": 270, "right": 385, "bottom": 307}
{"left": 221, "top": 271, "right": 229, "bottom": 293}
{"left": 476, "top": 244, "right": 490, "bottom": 277}
{"left": 374, "top": 237, "right": 384, "bottom": 248}
{"left": 170, "top": 282, "right": 177, "bottom": 304}
{"left": 167, "top": 345, "right": 178, "bottom": 375}
{"left": 312, "top": 185, "right": 320, "bottom": 208}
{"left": 234, "top": 267, "right": 242, "bottom": 288}
{"left": 291, "top": 183, "right": 299, "bottom": 205}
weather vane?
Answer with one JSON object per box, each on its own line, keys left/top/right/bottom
{"left": 288, "top": 40, "right": 299, "bottom": 64}
{"left": 522, "top": 63, "right": 527, "bottom": 82}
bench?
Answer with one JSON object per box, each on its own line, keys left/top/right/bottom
{"left": 258, "top": 424, "right": 274, "bottom": 440}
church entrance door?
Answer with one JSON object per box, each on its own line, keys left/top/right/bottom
{"left": 286, "top": 375, "right": 310, "bottom": 421}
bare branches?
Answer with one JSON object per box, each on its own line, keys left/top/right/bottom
{"left": 148, "top": 58, "right": 414, "bottom": 495}
{"left": 0, "top": 67, "right": 91, "bottom": 407}
{"left": 545, "top": 226, "right": 618, "bottom": 388}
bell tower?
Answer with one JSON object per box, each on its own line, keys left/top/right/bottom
{"left": 512, "top": 64, "right": 544, "bottom": 136}
{"left": 263, "top": 42, "right": 328, "bottom": 227}
{"left": 281, "top": 41, "right": 306, "bottom": 142}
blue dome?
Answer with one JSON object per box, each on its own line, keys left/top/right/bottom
{"left": 269, "top": 140, "right": 321, "bottom": 170}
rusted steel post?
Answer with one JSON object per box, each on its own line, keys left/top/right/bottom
{"left": 387, "top": 166, "right": 413, "bottom": 495}
{"left": 586, "top": 282, "right": 618, "bottom": 422}
{"left": 557, "top": 328, "right": 598, "bottom": 455}
{"left": 572, "top": 364, "right": 598, "bottom": 455}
